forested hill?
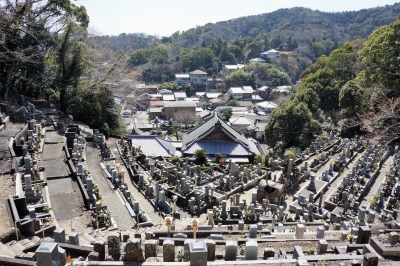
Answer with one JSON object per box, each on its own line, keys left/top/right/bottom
{"left": 102, "top": 3, "right": 400, "bottom": 51}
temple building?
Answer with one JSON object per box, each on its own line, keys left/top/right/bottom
{"left": 181, "top": 112, "right": 260, "bottom": 163}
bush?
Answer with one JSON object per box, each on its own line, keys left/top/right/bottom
{"left": 194, "top": 149, "right": 208, "bottom": 165}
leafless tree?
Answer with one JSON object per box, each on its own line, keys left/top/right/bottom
{"left": 174, "top": 109, "right": 196, "bottom": 128}
{"left": 357, "top": 96, "right": 400, "bottom": 144}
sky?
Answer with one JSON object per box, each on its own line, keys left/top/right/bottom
{"left": 78, "top": 0, "right": 399, "bottom": 37}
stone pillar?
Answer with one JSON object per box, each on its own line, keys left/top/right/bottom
{"left": 94, "top": 240, "right": 105, "bottom": 261}
{"left": 205, "top": 239, "right": 216, "bottom": 261}
{"left": 163, "top": 240, "right": 175, "bottom": 262}
{"left": 356, "top": 226, "right": 371, "bottom": 244}
{"left": 317, "top": 239, "right": 328, "bottom": 254}
{"left": 144, "top": 240, "right": 158, "bottom": 260}
{"left": 295, "top": 224, "right": 305, "bottom": 239}
{"left": 53, "top": 228, "right": 65, "bottom": 243}
{"left": 363, "top": 253, "right": 378, "bottom": 266}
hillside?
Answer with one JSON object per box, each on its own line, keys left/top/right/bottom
{"left": 100, "top": 3, "right": 400, "bottom": 52}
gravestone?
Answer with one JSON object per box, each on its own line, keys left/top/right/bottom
{"left": 357, "top": 226, "right": 371, "bottom": 244}
{"left": 35, "top": 242, "right": 59, "bottom": 266}
{"left": 163, "top": 240, "right": 175, "bottom": 262}
{"left": 316, "top": 226, "right": 325, "bottom": 239}
{"left": 318, "top": 239, "right": 328, "bottom": 254}
{"left": 249, "top": 224, "right": 257, "bottom": 238}
{"left": 53, "top": 228, "right": 65, "bottom": 243}
{"left": 244, "top": 240, "right": 258, "bottom": 260}
{"left": 238, "top": 220, "right": 244, "bottom": 231}
{"left": 367, "top": 211, "right": 375, "bottom": 223}
{"left": 225, "top": 241, "right": 238, "bottom": 261}
{"left": 296, "top": 224, "right": 305, "bottom": 239}
{"left": 94, "top": 240, "right": 105, "bottom": 261}
{"left": 107, "top": 233, "right": 120, "bottom": 257}
{"left": 389, "top": 232, "right": 399, "bottom": 246}
{"left": 144, "top": 240, "right": 158, "bottom": 260}
{"left": 189, "top": 241, "right": 207, "bottom": 266}
{"left": 69, "top": 232, "right": 79, "bottom": 246}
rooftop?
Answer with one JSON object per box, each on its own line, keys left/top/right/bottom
{"left": 224, "top": 64, "right": 245, "bottom": 70}
{"left": 175, "top": 74, "right": 190, "bottom": 78}
{"left": 162, "top": 94, "right": 175, "bottom": 101}
{"left": 257, "top": 101, "right": 278, "bottom": 109}
{"left": 182, "top": 112, "right": 259, "bottom": 155}
{"left": 128, "top": 135, "right": 176, "bottom": 157}
{"left": 164, "top": 101, "right": 197, "bottom": 108}
{"left": 229, "top": 87, "right": 254, "bottom": 94}
{"left": 229, "top": 116, "right": 255, "bottom": 126}
{"left": 189, "top": 69, "right": 208, "bottom": 75}
{"left": 174, "top": 91, "right": 187, "bottom": 98}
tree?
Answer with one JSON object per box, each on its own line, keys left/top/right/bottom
{"left": 220, "top": 109, "right": 232, "bottom": 122}
{"left": 181, "top": 47, "right": 214, "bottom": 71}
{"left": 226, "top": 94, "right": 239, "bottom": 106}
{"left": 174, "top": 109, "right": 196, "bottom": 129}
{"left": 359, "top": 16, "right": 400, "bottom": 95}
{"left": 194, "top": 149, "right": 208, "bottom": 165}
{"left": 264, "top": 99, "right": 318, "bottom": 149}
{"left": 0, "top": 0, "right": 89, "bottom": 99}
{"left": 339, "top": 80, "right": 369, "bottom": 118}
{"left": 225, "top": 69, "right": 255, "bottom": 88}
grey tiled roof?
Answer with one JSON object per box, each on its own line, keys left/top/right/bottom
{"left": 182, "top": 112, "right": 259, "bottom": 155}
{"left": 128, "top": 136, "right": 176, "bottom": 157}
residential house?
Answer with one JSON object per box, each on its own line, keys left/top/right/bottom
{"left": 229, "top": 116, "right": 255, "bottom": 134}
{"left": 227, "top": 86, "right": 254, "bottom": 101}
{"left": 189, "top": 69, "right": 208, "bottom": 85}
{"left": 256, "top": 101, "right": 278, "bottom": 114}
{"left": 149, "top": 107, "right": 163, "bottom": 118}
{"left": 185, "top": 97, "right": 200, "bottom": 104}
{"left": 249, "top": 58, "right": 266, "bottom": 63}
{"left": 209, "top": 98, "right": 224, "bottom": 109}
{"left": 149, "top": 101, "right": 164, "bottom": 108}
{"left": 254, "top": 119, "right": 268, "bottom": 140}
{"left": 162, "top": 94, "right": 175, "bottom": 101}
{"left": 174, "top": 91, "right": 187, "bottom": 101}
{"left": 181, "top": 112, "right": 260, "bottom": 163}
{"left": 135, "top": 84, "right": 158, "bottom": 94}
{"left": 207, "top": 78, "right": 223, "bottom": 90}
{"left": 163, "top": 101, "right": 197, "bottom": 119}
{"left": 260, "top": 49, "right": 280, "bottom": 59}
{"left": 175, "top": 74, "right": 190, "bottom": 85}
{"left": 221, "top": 64, "right": 245, "bottom": 75}
{"left": 205, "top": 92, "right": 221, "bottom": 100}
{"left": 256, "top": 86, "right": 271, "bottom": 99}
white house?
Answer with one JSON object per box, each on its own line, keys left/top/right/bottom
{"left": 175, "top": 74, "right": 190, "bottom": 85}
{"left": 256, "top": 101, "right": 278, "bottom": 114}
{"left": 260, "top": 49, "right": 280, "bottom": 59}
{"left": 174, "top": 91, "right": 187, "bottom": 101}
{"left": 227, "top": 86, "right": 254, "bottom": 101}
{"left": 221, "top": 64, "right": 245, "bottom": 75}
{"left": 189, "top": 69, "right": 208, "bottom": 85}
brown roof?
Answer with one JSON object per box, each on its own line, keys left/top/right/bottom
{"left": 150, "top": 101, "right": 164, "bottom": 107}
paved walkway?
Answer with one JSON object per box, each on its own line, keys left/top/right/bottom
{"left": 359, "top": 155, "right": 394, "bottom": 207}
{"left": 85, "top": 142, "right": 135, "bottom": 230}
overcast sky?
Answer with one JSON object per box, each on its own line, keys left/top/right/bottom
{"left": 78, "top": 0, "right": 399, "bottom": 37}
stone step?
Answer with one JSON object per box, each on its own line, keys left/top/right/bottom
{"left": 29, "top": 236, "right": 41, "bottom": 244}
{"left": 79, "top": 233, "right": 97, "bottom": 245}
{"left": 0, "top": 242, "right": 16, "bottom": 258}
{"left": 3, "top": 241, "right": 24, "bottom": 254}
{"left": 18, "top": 238, "right": 36, "bottom": 250}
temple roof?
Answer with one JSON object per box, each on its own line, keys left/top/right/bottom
{"left": 181, "top": 112, "right": 259, "bottom": 155}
